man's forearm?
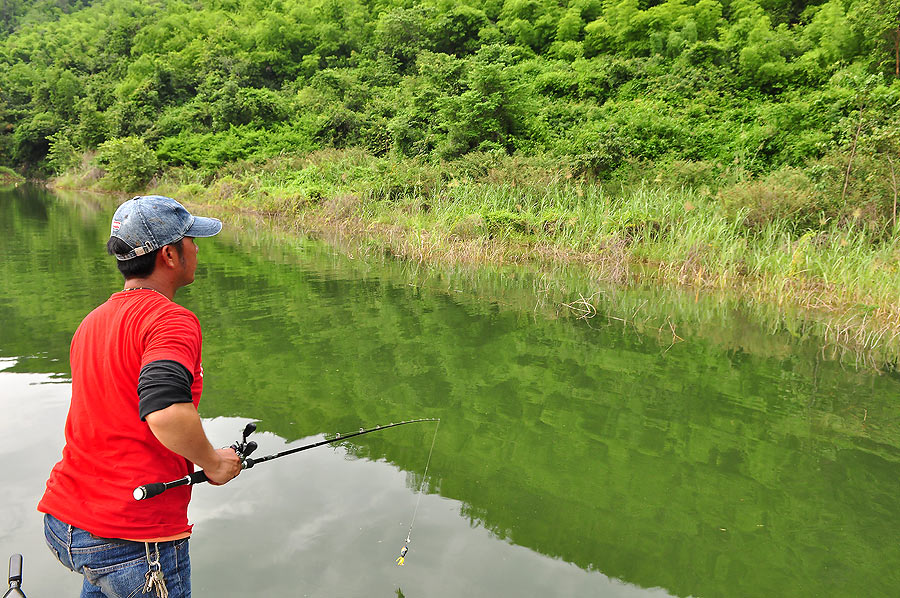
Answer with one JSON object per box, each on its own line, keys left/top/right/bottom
{"left": 145, "top": 402, "right": 221, "bottom": 471}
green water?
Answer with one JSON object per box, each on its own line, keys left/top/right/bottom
{"left": 1, "top": 185, "right": 899, "bottom": 597}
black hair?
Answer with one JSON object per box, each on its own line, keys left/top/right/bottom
{"left": 106, "top": 237, "right": 184, "bottom": 279}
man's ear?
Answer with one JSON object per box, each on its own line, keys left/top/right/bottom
{"left": 157, "top": 245, "right": 178, "bottom": 269}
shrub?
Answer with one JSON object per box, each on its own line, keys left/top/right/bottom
{"left": 46, "top": 131, "right": 81, "bottom": 174}
{"left": 482, "top": 209, "right": 535, "bottom": 237}
{"left": 568, "top": 123, "right": 630, "bottom": 179}
{"left": 430, "top": 5, "right": 489, "bottom": 56}
{"left": 717, "top": 168, "right": 830, "bottom": 232}
{"left": 534, "top": 69, "right": 578, "bottom": 98}
{"left": 95, "top": 136, "right": 159, "bottom": 191}
{"left": 0, "top": 166, "right": 23, "bottom": 181}
{"left": 435, "top": 45, "right": 535, "bottom": 157}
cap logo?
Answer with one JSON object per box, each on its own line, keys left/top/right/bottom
{"left": 111, "top": 220, "right": 122, "bottom": 231}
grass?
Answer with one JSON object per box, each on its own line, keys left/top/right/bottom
{"left": 0, "top": 165, "right": 25, "bottom": 182}
{"left": 52, "top": 148, "right": 900, "bottom": 364}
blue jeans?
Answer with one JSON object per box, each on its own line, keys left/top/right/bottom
{"left": 43, "top": 514, "right": 191, "bottom": 598}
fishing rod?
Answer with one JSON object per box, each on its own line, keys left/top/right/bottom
{"left": 133, "top": 418, "right": 440, "bottom": 501}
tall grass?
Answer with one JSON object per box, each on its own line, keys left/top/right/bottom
{"left": 54, "top": 149, "right": 900, "bottom": 360}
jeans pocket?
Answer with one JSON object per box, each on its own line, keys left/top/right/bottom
{"left": 43, "top": 515, "right": 74, "bottom": 571}
{"left": 44, "top": 538, "right": 65, "bottom": 568}
{"left": 82, "top": 554, "right": 148, "bottom": 598}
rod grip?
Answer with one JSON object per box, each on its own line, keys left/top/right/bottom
{"left": 133, "top": 470, "right": 209, "bottom": 500}
{"left": 8, "top": 554, "right": 22, "bottom": 584}
{"left": 187, "top": 470, "right": 209, "bottom": 485}
{"left": 133, "top": 482, "right": 167, "bottom": 501}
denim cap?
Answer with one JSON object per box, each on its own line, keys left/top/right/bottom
{"left": 110, "top": 195, "right": 222, "bottom": 261}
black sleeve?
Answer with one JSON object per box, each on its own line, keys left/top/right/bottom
{"left": 137, "top": 359, "right": 195, "bottom": 421}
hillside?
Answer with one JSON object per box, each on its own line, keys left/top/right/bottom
{"left": 0, "top": 0, "right": 897, "bottom": 204}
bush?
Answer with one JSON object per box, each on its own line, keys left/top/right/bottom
{"left": 482, "top": 209, "right": 536, "bottom": 237}
{"left": 435, "top": 45, "right": 535, "bottom": 158}
{"left": 209, "top": 82, "right": 290, "bottom": 131}
{"left": 46, "top": 131, "right": 81, "bottom": 174}
{"left": 568, "top": 123, "right": 630, "bottom": 179}
{"left": 95, "top": 136, "right": 159, "bottom": 191}
{"left": 0, "top": 166, "right": 24, "bottom": 181}
{"left": 718, "top": 168, "right": 830, "bottom": 232}
{"left": 534, "top": 69, "right": 578, "bottom": 98}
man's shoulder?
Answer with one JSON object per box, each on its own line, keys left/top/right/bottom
{"left": 83, "top": 294, "right": 201, "bottom": 330}
{"left": 148, "top": 300, "right": 201, "bottom": 329}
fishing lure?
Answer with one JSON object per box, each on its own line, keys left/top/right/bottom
{"left": 396, "top": 419, "right": 440, "bottom": 566}
{"left": 395, "top": 545, "right": 408, "bottom": 566}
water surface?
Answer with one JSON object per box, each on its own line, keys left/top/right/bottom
{"left": 1, "top": 185, "right": 899, "bottom": 597}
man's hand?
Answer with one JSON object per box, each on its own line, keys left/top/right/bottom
{"left": 205, "top": 447, "right": 242, "bottom": 485}
{"left": 146, "top": 402, "right": 241, "bottom": 486}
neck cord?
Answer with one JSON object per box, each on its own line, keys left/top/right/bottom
{"left": 122, "top": 287, "right": 165, "bottom": 297}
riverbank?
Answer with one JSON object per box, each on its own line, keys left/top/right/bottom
{"left": 0, "top": 166, "right": 24, "bottom": 183}
{"left": 52, "top": 150, "right": 900, "bottom": 365}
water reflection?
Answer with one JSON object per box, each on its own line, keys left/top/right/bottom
{"left": 1, "top": 186, "right": 899, "bottom": 597}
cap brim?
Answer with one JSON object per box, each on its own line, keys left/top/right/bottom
{"left": 184, "top": 216, "right": 222, "bottom": 238}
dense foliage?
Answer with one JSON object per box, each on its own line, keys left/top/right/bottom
{"left": 1, "top": 0, "right": 900, "bottom": 229}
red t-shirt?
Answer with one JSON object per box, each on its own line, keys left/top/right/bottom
{"left": 38, "top": 289, "right": 205, "bottom": 540}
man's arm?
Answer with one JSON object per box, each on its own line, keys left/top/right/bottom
{"left": 145, "top": 402, "right": 242, "bottom": 485}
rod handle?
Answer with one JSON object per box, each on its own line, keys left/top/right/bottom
{"left": 187, "top": 470, "right": 209, "bottom": 485}
{"left": 133, "top": 482, "right": 166, "bottom": 501}
{"left": 133, "top": 470, "right": 208, "bottom": 501}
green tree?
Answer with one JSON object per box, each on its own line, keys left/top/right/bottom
{"left": 556, "top": 7, "right": 583, "bottom": 42}
{"left": 13, "top": 111, "right": 60, "bottom": 166}
{"left": 46, "top": 130, "right": 80, "bottom": 173}
{"left": 438, "top": 45, "right": 533, "bottom": 156}
{"left": 374, "top": 6, "right": 433, "bottom": 71}
{"left": 850, "top": 0, "right": 900, "bottom": 76}
{"left": 430, "top": 5, "right": 489, "bottom": 56}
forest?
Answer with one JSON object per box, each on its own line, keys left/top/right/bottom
{"left": 1, "top": 0, "right": 898, "bottom": 199}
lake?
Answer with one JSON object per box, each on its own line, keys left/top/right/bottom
{"left": 1, "top": 185, "right": 899, "bottom": 597}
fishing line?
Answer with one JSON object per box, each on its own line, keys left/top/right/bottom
{"left": 396, "top": 418, "right": 440, "bottom": 566}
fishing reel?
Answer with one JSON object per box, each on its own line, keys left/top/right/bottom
{"left": 231, "top": 422, "right": 259, "bottom": 469}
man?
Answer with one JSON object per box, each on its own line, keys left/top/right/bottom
{"left": 38, "top": 195, "right": 243, "bottom": 598}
